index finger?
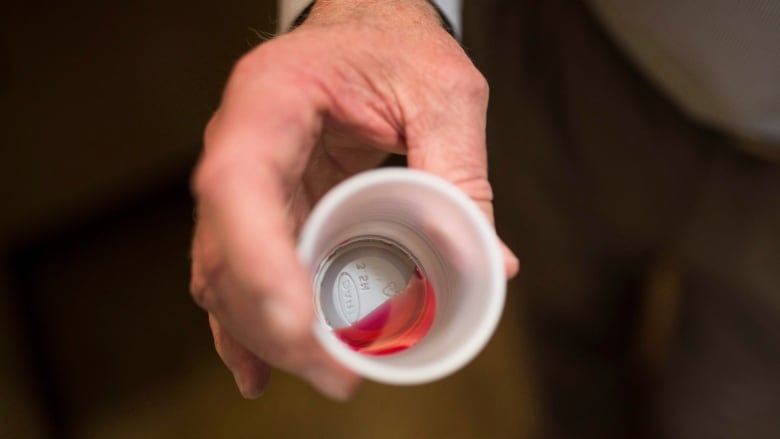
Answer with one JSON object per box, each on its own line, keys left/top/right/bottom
{"left": 191, "top": 51, "right": 358, "bottom": 396}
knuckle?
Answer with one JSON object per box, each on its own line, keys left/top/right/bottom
{"left": 191, "top": 152, "right": 230, "bottom": 201}
{"left": 191, "top": 159, "right": 214, "bottom": 199}
{"left": 190, "top": 280, "right": 218, "bottom": 311}
{"left": 438, "top": 60, "right": 489, "bottom": 102}
{"left": 458, "top": 67, "right": 489, "bottom": 102}
{"left": 459, "top": 175, "right": 494, "bottom": 204}
{"left": 192, "top": 119, "right": 222, "bottom": 198}
{"left": 189, "top": 259, "right": 225, "bottom": 312}
{"left": 203, "top": 115, "right": 219, "bottom": 150}
{"left": 228, "top": 43, "right": 288, "bottom": 91}
{"left": 230, "top": 47, "right": 269, "bottom": 87}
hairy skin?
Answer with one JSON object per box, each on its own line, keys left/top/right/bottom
{"left": 190, "top": 0, "right": 519, "bottom": 401}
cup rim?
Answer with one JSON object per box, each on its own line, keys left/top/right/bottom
{"left": 298, "top": 167, "right": 506, "bottom": 385}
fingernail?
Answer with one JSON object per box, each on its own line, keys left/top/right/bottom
{"left": 303, "top": 367, "right": 356, "bottom": 402}
{"left": 234, "top": 370, "right": 263, "bottom": 400}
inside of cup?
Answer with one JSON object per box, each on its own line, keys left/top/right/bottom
{"left": 300, "top": 171, "right": 505, "bottom": 384}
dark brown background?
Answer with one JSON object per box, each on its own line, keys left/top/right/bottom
{"left": 0, "top": 1, "right": 535, "bottom": 437}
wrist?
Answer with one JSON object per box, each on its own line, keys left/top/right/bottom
{"left": 297, "top": 0, "right": 445, "bottom": 35}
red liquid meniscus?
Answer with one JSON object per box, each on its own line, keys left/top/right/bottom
{"left": 334, "top": 268, "right": 436, "bottom": 355}
{"left": 315, "top": 237, "right": 436, "bottom": 356}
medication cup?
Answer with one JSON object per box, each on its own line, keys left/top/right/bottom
{"left": 298, "top": 168, "right": 506, "bottom": 385}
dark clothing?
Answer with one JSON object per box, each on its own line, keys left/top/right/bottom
{"left": 468, "top": 1, "right": 780, "bottom": 437}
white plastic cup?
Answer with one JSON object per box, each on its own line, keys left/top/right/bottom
{"left": 298, "top": 168, "right": 505, "bottom": 385}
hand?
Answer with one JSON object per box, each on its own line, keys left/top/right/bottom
{"left": 190, "top": 0, "right": 519, "bottom": 401}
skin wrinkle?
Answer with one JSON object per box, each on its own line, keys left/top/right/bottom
{"left": 291, "top": 129, "right": 389, "bottom": 234}
{"left": 291, "top": 181, "right": 315, "bottom": 234}
{"left": 221, "top": 43, "right": 330, "bottom": 183}
{"left": 266, "top": 30, "right": 405, "bottom": 154}
{"left": 190, "top": 269, "right": 216, "bottom": 313}
{"left": 407, "top": 122, "right": 489, "bottom": 185}
{"left": 347, "top": 63, "right": 407, "bottom": 146}
{"left": 310, "top": 53, "right": 404, "bottom": 150}
{"left": 302, "top": 2, "right": 450, "bottom": 153}
{"left": 190, "top": 235, "right": 225, "bottom": 311}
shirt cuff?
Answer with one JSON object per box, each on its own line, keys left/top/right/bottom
{"left": 277, "top": 0, "right": 463, "bottom": 38}
{"left": 431, "top": 0, "right": 462, "bottom": 39}
{"left": 278, "top": 0, "right": 313, "bottom": 34}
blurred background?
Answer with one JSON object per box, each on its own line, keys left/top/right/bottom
{"left": 0, "top": 1, "right": 537, "bottom": 437}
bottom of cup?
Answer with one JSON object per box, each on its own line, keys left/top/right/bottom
{"left": 313, "top": 236, "right": 436, "bottom": 356}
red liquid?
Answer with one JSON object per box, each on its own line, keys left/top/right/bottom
{"left": 334, "top": 268, "right": 436, "bottom": 356}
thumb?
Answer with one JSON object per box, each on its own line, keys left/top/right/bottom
{"left": 404, "top": 71, "right": 519, "bottom": 277}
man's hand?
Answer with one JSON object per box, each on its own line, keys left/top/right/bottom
{"left": 190, "top": 0, "right": 519, "bottom": 401}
